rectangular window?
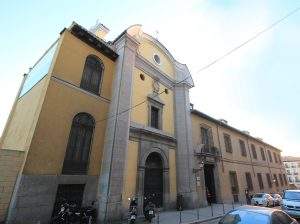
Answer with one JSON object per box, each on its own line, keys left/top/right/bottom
{"left": 268, "top": 150, "right": 273, "bottom": 162}
{"left": 201, "top": 127, "right": 213, "bottom": 152}
{"left": 257, "top": 173, "right": 264, "bottom": 189}
{"left": 229, "top": 171, "right": 239, "bottom": 194}
{"left": 245, "top": 172, "right": 253, "bottom": 191}
{"left": 260, "top": 147, "right": 266, "bottom": 161}
{"left": 266, "top": 173, "right": 272, "bottom": 188}
{"left": 279, "top": 174, "right": 284, "bottom": 186}
{"left": 239, "top": 140, "right": 247, "bottom": 157}
{"left": 274, "top": 174, "right": 279, "bottom": 187}
{"left": 224, "top": 134, "right": 232, "bottom": 153}
{"left": 274, "top": 152, "right": 278, "bottom": 163}
{"left": 251, "top": 144, "right": 257, "bottom": 159}
{"left": 150, "top": 106, "right": 159, "bottom": 129}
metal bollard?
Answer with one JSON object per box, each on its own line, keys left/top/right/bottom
{"left": 197, "top": 207, "right": 200, "bottom": 220}
{"left": 211, "top": 203, "right": 213, "bottom": 217}
{"left": 222, "top": 202, "right": 225, "bottom": 214}
{"left": 179, "top": 210, "right": 182, "bottom": 223}
{"left": 232, "top": 201, "right": 235, "bottom": 209}
{"left": 157, "top": 208, "right": 160, "bottom": 224}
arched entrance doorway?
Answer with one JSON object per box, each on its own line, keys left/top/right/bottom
{"left": 144, "top": 152, "right": 163, "bottom": 208}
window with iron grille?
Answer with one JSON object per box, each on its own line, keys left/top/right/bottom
{"left": 274, "top": 174, "right": 279, "bottom": 187}
{"left": 80, "top": 55, "right": 103, "bottom": 95}
{"left": 245, "top": 172, "right": 253, "bottom": 191}
{"left": 279, "top": 174, "right": 284, "bottom": 186}
{"left": 266, "top": 173, "right": 272, "bottom": 188}
{"left": 224, "top": 134, "right": 232, "bottom": 153}
{"left": 239, "top": 140, "right": 247, "bottom": 157}
{"left": 274, "top": 152, "right": 278, "bottom": 163}
{"left": 150, "top": 106, "right": 159, "bottom": 129}
{"left": 62, "top": 113, "right": 95, "bottom": 174}
{"left": 260, "top": 147, "right": 266, "bottom": 161}
{"left": 268, "top": 150, "right": 273, "bottom": 162}
{"left": 201, "top": 126, "right": 213, "bottom": 153}
{"left": 251, "top": 144, "right": 257, "bottom": 159}
{"left": 229, "top": 171, "right": 239, "bottom": 194}
{"left": 257, "top": 173, "right": 264, "bottom": 189}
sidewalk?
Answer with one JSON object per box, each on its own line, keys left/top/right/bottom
{"left": 127, "top": 203, "right": 243, "bottom": 224}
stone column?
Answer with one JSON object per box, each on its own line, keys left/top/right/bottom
{"left": 174, "top": 83, "right": 199, "bottom": 208}
{"left": 97, "top": 33, "right": 138, "bottom": 223}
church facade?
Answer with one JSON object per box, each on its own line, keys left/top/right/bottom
{"left": 0, "top": 22, "right": 287, "bottom": 224}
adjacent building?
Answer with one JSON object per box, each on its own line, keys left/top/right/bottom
{"left": 0, "top": 22, "right": 287, "bottom": 224}
{"left": 283, "top": 156, "right": 300, "bottom": 189}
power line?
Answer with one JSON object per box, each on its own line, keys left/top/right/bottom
{"left": 95, "top": 90, "right": 165, "bottom": 124}
{"left": 96, "top": 6, "right": 300, "bottom": 124}
{"left": 177, "top": 6, "right": 300, "bottom": 84}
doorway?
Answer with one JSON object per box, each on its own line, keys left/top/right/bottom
{"left": 204, "top": 164, "right": 216, "bottom": 203}
{"left": 144, "top": 152, "right": 163, "bottom": 208}
{"left": 52, "top": 184, "right": 85, "bottom": 217}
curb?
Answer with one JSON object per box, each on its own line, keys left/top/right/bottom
{"left": 184, "top": 215, "right": 223, "bottom": 224}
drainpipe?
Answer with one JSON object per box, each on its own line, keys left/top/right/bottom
{"left": 216, "top": 124, "right": 224, "bottom": 172}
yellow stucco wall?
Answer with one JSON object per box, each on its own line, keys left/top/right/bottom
{"left": 138, "top": 38, "right": 175, "bottom": 79}
{"left": 23, "top": 29, "right": 115, "bottom": 175}
{"left": 131, "top": 68, "right": 174, "bottom": 135}
{"left": 169, "top": 149, "right": 177, "bottom": 202}
{"left": 122, "top": 140, "right": 139, "bottom": 208}
{"left": 1, "top": 76, "right": 50, "bottom": 152}
{"left": 52, "top": 30, "right": 115, "bottom": 100}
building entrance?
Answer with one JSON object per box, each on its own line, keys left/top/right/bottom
{"left": 52, "top": 184, "right": 85, "bottom": 217}
{"left": 144, "top": 152, "right": 163, "bottom": 208}
{"left": 204, "top": 164, "right": 216, "bottom": 203}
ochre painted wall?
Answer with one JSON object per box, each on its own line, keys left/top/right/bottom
{"left": 138, "top": 38, "right": 175, "bottom": 79}
{"left": 131, "top": 68, "right": 174, "bottom": 135}
{"left": 52, "top": 30, "right": 115, "bottom": 100}
{"left": 0, "top": 149, "right": 24, "bottom": 222}
{"left": 23, "top": 30, "right": 115, "bottom": 175}
{"left": 169, "top": 149, "right": 177, "bottom": 202}
{"left": 1, "top": 76, "right": 50, "bottom": 152}
{"left": 122, "top": 140, "right": 139, "bottom": 208}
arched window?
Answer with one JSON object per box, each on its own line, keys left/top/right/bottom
{"left": 62, "top": 113, "right": 95, "bottom": 174}
{"left": 80, "top": 55, "right": 103, "bottom": 94}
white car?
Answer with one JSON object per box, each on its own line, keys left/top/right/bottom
{"left": 271, "top": 193, "right": 282, "bottom": 206}
{"left": 281, "top": 190, "right": 300, "bottom": 218}
{"left": 251, "top": 193, "right": 274, "bottom": 207}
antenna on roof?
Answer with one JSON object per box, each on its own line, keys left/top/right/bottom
{"left": 155, "top": 30, "right": 159, "bottom": 40}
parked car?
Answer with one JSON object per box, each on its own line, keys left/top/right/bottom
{"left": 218, "top": 206, "right": 298, "bottom": 224}
{"left": 271, "top": 193, "right": 282, "bottom": 206}
{"left": 251, "top": 193, "right": 274, "bottom": 207}
{"left": 281, "top": 190, "right": 300, "bottom": 218}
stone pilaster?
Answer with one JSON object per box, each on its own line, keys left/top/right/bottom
{"left": 97, "top": 33, "right": 139, "bottom": 223}
{"left": 174, "top": 70, "right": 198, "bottom": 208}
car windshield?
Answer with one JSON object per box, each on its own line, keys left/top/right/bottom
{"left": 253, "top": 194, "right": 264, "bottom": 198}
{"left": 283, "top": 191, "right": 300, "bottom": 201}
{"left": 219, "top": 210, "right": 269, "bottom": 224}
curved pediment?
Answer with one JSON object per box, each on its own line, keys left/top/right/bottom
{"left": 126, "top": 25, "right": 193, "bottom": 87}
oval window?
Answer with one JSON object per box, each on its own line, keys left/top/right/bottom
{"left": 153, "top": 54, "right": 161, "bottom": 65}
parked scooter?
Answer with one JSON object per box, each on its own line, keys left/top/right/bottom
{"left": 144, "top": 199, "right": 155, "bottom": 223}
{"left": 51, "top": 199, "right": 96, "bottom": 224}
{"left": 128, "top": 197, "right": 138, "bottom": 224}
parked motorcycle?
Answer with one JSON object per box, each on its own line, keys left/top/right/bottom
{"left": 128, "top": 197, "right": 138, "bottom": 224}
{"left": 51, "top": 199, "right": 96, "bottom": 224}
{"left": 144, "top": 199, "right": 155, "bottom": 223}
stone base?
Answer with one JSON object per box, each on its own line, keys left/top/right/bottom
{"left": 6, "top": 174, "right": 97, "bottom": 224}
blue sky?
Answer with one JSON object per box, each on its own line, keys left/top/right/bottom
{"left": 0, "top": 0, "right": 299, "bottom": 155}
